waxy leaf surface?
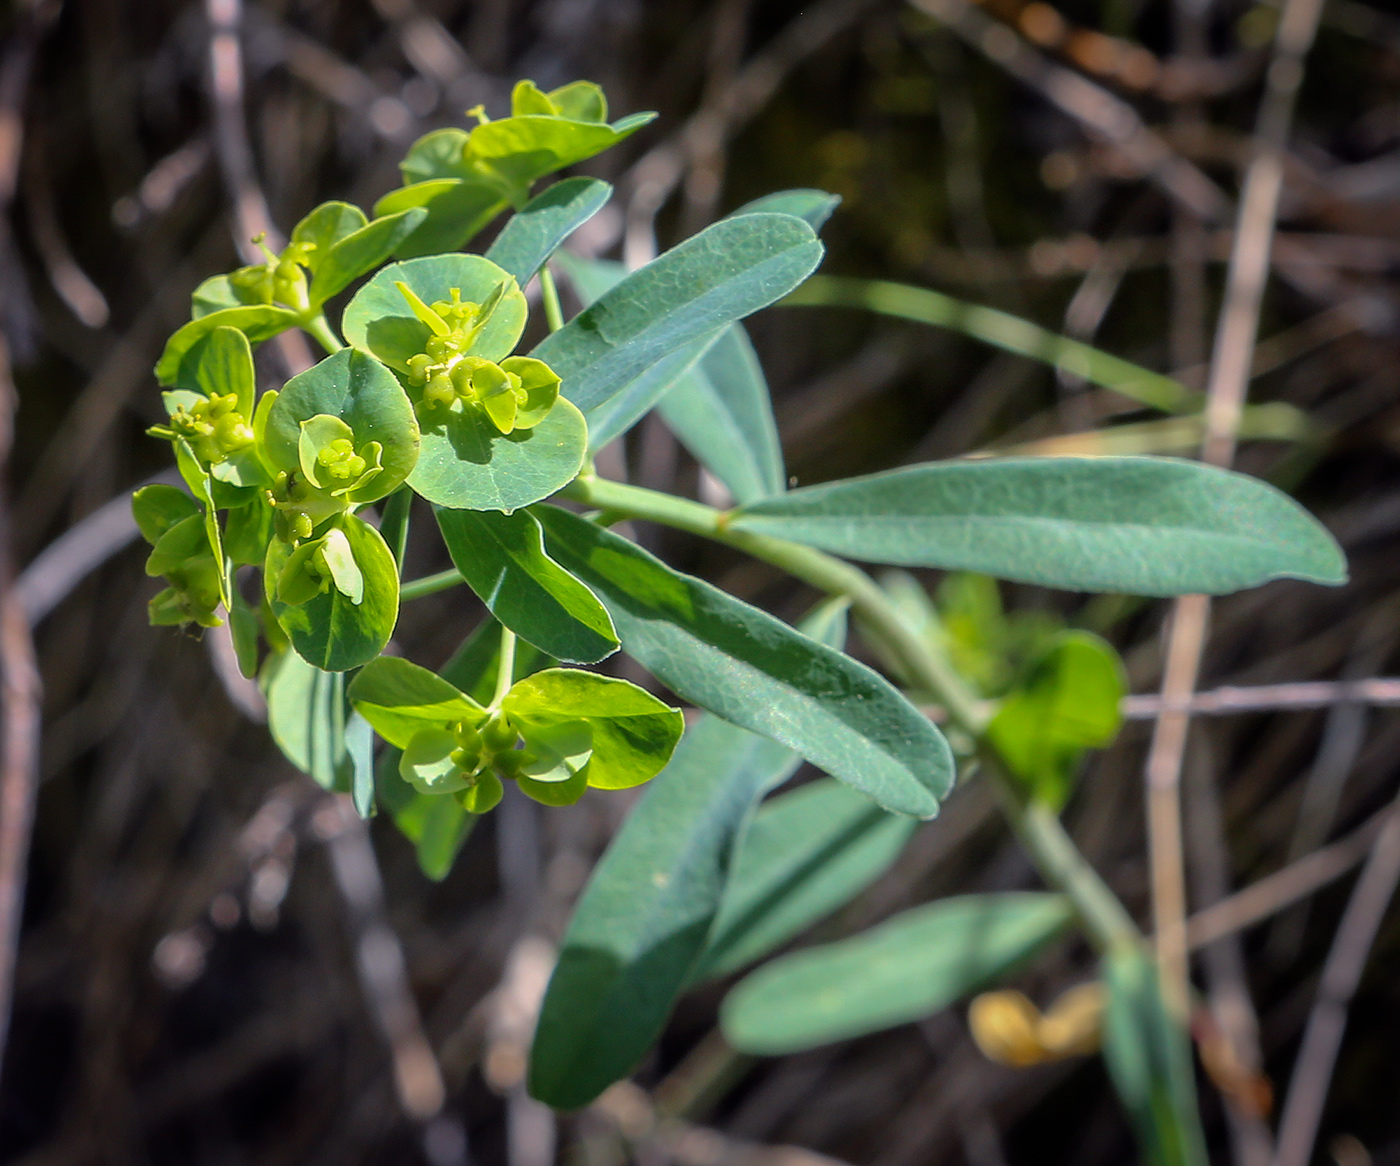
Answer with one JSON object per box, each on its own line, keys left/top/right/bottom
{"left": 484, "top": 177, "right": 612, "bottom": 287}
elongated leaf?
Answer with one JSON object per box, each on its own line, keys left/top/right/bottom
{"left": 408, "top": 396, "right": 587, "bottom": 512}
{"left": 728, "top": 189, "right": 841, "bottom": 232}
{"left": 468, "top": 111, "right": 655, "bottom": 199}
{"left": 1102, "top": 947, "right": 1209, "bottom": 1166}
{"left": 308, "top": 207, "right": 428, "bottom": 305}
{"left": 264, "top": 349, "right": 420, "bottom": 503}
{"left": 658, "top": 323, "right": 785, "bottom": 504}
{"left": 730, "top": 457, "right": 1347, "bottom": 596}
{"left": 265, "top": 514, "right": 399, "bottom": 672}
{"left": 485, "top": 177, "right": 612, "bottom": 287}
{"left": 374, "top": 178, "right": 509, "bottom": 259}
{"left": 533, "top": 214, "right": 823, "bottom": 414}
{"left": 261, "top": 648, "right": 350, "bottom": 790}
{"left": 553, "top": 251, "right": 624, "bottom": 307}
{"left": 348, "top": 655, "right": 485, "bottom": 747}
{"left": 536, "top": 505, "right": 953, "bottom": 817}
{"left": 347, "top": 712, "right": 376, "bottom": 818}
{"left": 784, "top": 276, "right": 1196, "bottom": 414}
{"left": 529, "top": 601, "right": 846, "bottom": 1110}
{"left": 585, "top": 331, "right": 721, "bottom": 452}
{"left": 690, "top": 779, "right": 917, "bottom": 983}
{"left": 436, "top": 508, "right": 617, "bottom": 663}
{"left": 721, "top": 894, "right": 1073, "bottom": 1054}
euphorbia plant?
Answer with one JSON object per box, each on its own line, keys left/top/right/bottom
{"left": 138, "top": 78, "right": 1346, "bottom": 1165}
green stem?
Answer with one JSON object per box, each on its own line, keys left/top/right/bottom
{"left": 561, "top": 473, "right": 1142, "bottom": 952}
{"left": 399, "top": 567, "right": 465, "bottom": 603}
{"left": 379, "top": 487, "right": 412, "bottom": 573}
{"left": 493, "top": 627, "right": 517, "bottom": 706}
{"left": 539, "top": 265, "right": 565, "bottom": 333}
{"left": 306, "top": 314, "right": 345, "bottom": 355}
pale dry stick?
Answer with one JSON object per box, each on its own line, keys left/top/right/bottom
{"left": 1272, "top": 794, "right": 1400, "bottom": 1166}
{"left": 0, "top": 0, "right": 59, "bottom": 1075}
{"left": 204, "top": 0, "right": 313, "bottom": 376}
{"left": 1145, "top": 0, "right": 1329, "bottom": 1022}
{"left": 623, "top": 0, "right": 880, "bottom": 267}
{"left": 1123, "top": 678, "right": 1400, "bottom": 717}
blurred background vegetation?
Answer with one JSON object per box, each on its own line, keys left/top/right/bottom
{"left": 1, "top": 0, "right": 1399, "bottom": 1163}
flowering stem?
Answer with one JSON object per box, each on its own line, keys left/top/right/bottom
{"left": 306, "top": 314, "right": 344, "bottom": 355}
{"left": 493, "top": 627, "right": 517, "bottom": 706}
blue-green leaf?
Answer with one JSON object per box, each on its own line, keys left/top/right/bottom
{"left": 156, "top": 306, "right": 301, "bottom": 385}
{"left": 308, "top": 207, "right": 429, "bottom": 305}
{"left": 728, "top": 189, "right": 840, "bottom": 232}
{"left": 729, "top": 457, "right": 1347, "bottom": 596}
{"left": 585, "top": 331, "right": 722, "bottom": 452}
{"left": 533, "top": 214, "right": 823, "bottom": 414}
{"left": 658, "top": 323, "right": 785, "bottom": 504}
{"left": 485, "top": 177, "right": 612, "bottom": 287}
{"left": 690, "top": 779, "right": 917, "bottom": 983}
{"left": 721, "top": 894, "right": 1073, "bottom": 1054}
{"left": 436, "top": 507, "right": 617, "bottom": 663}
{"left": 535, "top": 505, "right": 953, "bottom": 817}
{"left": 374, "top": 178, "right": 509, "bottom": 259}
{"left": 261, "top": 648, "right": 350, "bottom": 790}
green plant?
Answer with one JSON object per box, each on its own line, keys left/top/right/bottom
{"left": 139, "top": 77, "right": 1345, "bottom": 1165}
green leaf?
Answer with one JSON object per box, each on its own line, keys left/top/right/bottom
{"left": 1102, "top": 947, "right": 1209, "bottom": 1166}
{"left": 132, "top": 484, "right": 199, "bottom": 545}
{"left": 528, "top": 600, "right": 846, "bottom": 1109}
{"left": 261, "top": 648, "right": 350, "bottom": 790}
{"left": 553, "top": 250, "right": 624, "bottom": 306}
{"left": 308, "top": 207, "right": 429, "bottom": 305}
{"left": 535, "top": 505, "right": 953, "bottom": 817}
{"left": 156, "top": 305, "right": 301, "bottom": 385}
{"left": 585, "top": 331, "right": 721, "bottom": 452}
{"left": 229, "top": 587, "right": 261, "bottom": 678}
{"left": 720, "top": 894, "right": 1074, "bottom": 1054}
{"left": 374, "top": 178, "right": 510, "bottom": 259}
{"left": 342, "top": 254, "right": 527, "bottom": 372}
{"left": 408, "top": 395, "right": 587, "bottom": 512}
{"left": 399, "top": 128, "right": 475, "bottom": 182}
{"left": 784, "top": 276, "right": 1197, "bottom": 414}
{"left": 987, "top": 631, "right": 1125, "bottom": 809}
{"left": 177, "top": 325, "right": 256, "bottom": 415}
{"left": 690, "top": 779, "right": 918, "bottom": 983}
{"left": 435, "top": 507, "right": 617, "bottom": 664}
{"left": 467, "top": 111, "right": 656, "bottom": 202}
{"left": 291, "top": 200, "right": 367, "bottom": 253}
{"left": 347, "top": 711, "right": 376, "bottom": 819}
{"left": 657, "top": 323, "right": 785, "bottom": 504}
{"left": 728, "top": 189, "right": 841, "bottom": 232}
{"left": 347, "top": 654, "right": 485, "bottom": 748}
{"left": 484, "top": 176, "right": 612, "bottom": 287}
{"left": 145, "top": 513, "right": 211, "bottom": 576}
{"left": 225, "top": 492, "right": 274, "bottom": 566}
{"left": 264, "top": 349, "right": 420, "bottom": 503}
{"left": 192, "top": 274, "right": 263, "bottom": 317}
{"left": 502, "top": 669, "right": 683, "bottom": 790}
{"left": 265, "top": 514, "right": 399, "bottom": 672}
{"left": 385, "top": 787, "right": 477, "bottom": 880}
{"left": 533, "top": 214, "right": 824, "bottom": 414}
{"left": 729, "top": 457, "right": 1348, "bottom": 596}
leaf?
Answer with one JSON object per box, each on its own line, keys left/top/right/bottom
{"left": 1102, "top": 947, "right": 1209, "bottom": 1166}
{"left": 720, "top": 894, "right": 1074, "bottom": 1054}
{"left": 347, "top": 711, "right": 376, "bottom": 819}
{"left": 383, "top": 786, "right": 477, "bottom": 880}
{"left": 528, "top": 600, "right": 847, "bottom": 1109}
{"left": 784, "top": 276, "right": 1197, "bottom": 414}
{"left": 399, "top": 128, "right": 475, "bottom": 182}
{"left": 553, "top": 251, "right": 624, "bottom": 307}
{"left": 192, "top": 274, "right": 263, "bottom": 317}
{"left": 347, "top": 654, "right": 485, "bottom": 748}
{"left": 132, "top": 484, "right": 199, "bottom": 545}
{"left": 585, "top": 331, "right": 722, "bottom": 452}
{"left": 987, "top": 631, "right": 1126, "bottom": 809}
{"left": 657, "top": 323, "right": 785, "bottom": 504}
{"left": 308, "top": 207, "right": 429, "bottom": 305}
{"left": 374, "top": 177, "right": 510, "bottom": 259}
{"left": 467, "top": 111, "right": 656, "bottom": 202}
{"left": 408, "top": 395, "right": 587, "bottom": 512}
{"left": 261, "top": 648, "right": 350, "bottom": 790}
{"left": 533, "top": 214, "right": 824, "bottom": 414}
{"left": 690, "top": 779, "right": 918, "bottom": 983}
{"left": 225, "top": 492, "right": 274, "bottom": 566}
{"left": 502, "top": 669, "right": 683, "bottom": 790}
{"left": 535, "top": 505, "right": 953, "bottom": 817}
{"left": 342, "top": 254, "right": 527, "bottom": 372}
{"left": 265, "top": 514, "right": 399, "bottom": 672}
{"left": 156, "top": 305, "right": 301, "bottom": 385}
{"left": 263, "top": 349, "right": 420, "bottom": 503}
{"left": 435, "top": 507, "right": 617, "bottom": 663}
{"left": 145, "top": 513, "right": 211, "bottom": 576}
{"left": 291, "top": 200, "right": 367, "bottom": 254}
{"left": 728, "top": 189, "right": 841, "bottom": 232}
{"left": 729, "top": 457, "right": 1348, "bottom": 596}
{"left": 485, "top": 176, "right": 612, "bottom": 287}
{"left": 177, "top": 325, "right": 256, "bottom": 415}
{"left": 229, "top": 587, "right": 261, "bottom": 678}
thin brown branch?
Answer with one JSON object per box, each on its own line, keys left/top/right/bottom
{"left": 1122, "top": 677, "right": 1400, "bottom": 718}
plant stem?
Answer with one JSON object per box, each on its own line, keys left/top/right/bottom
{"left": 539, "top": 265, "right": 565, "bottom": 333}
{"left": 399, "top": 567, "right": 465, "bottom": 603}
{"left": 306, "top": 314, "right": 344, "bottom": 355}
{"left": 561, "top": 473, "right": 1143, "bottom": 952}
{"left": 494, "top": 627, "right": 517, "bottom": 706}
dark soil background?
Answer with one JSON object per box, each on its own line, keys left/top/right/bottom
{"left": 1, "top": 1, "right": 1399, "bottom": 1164}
